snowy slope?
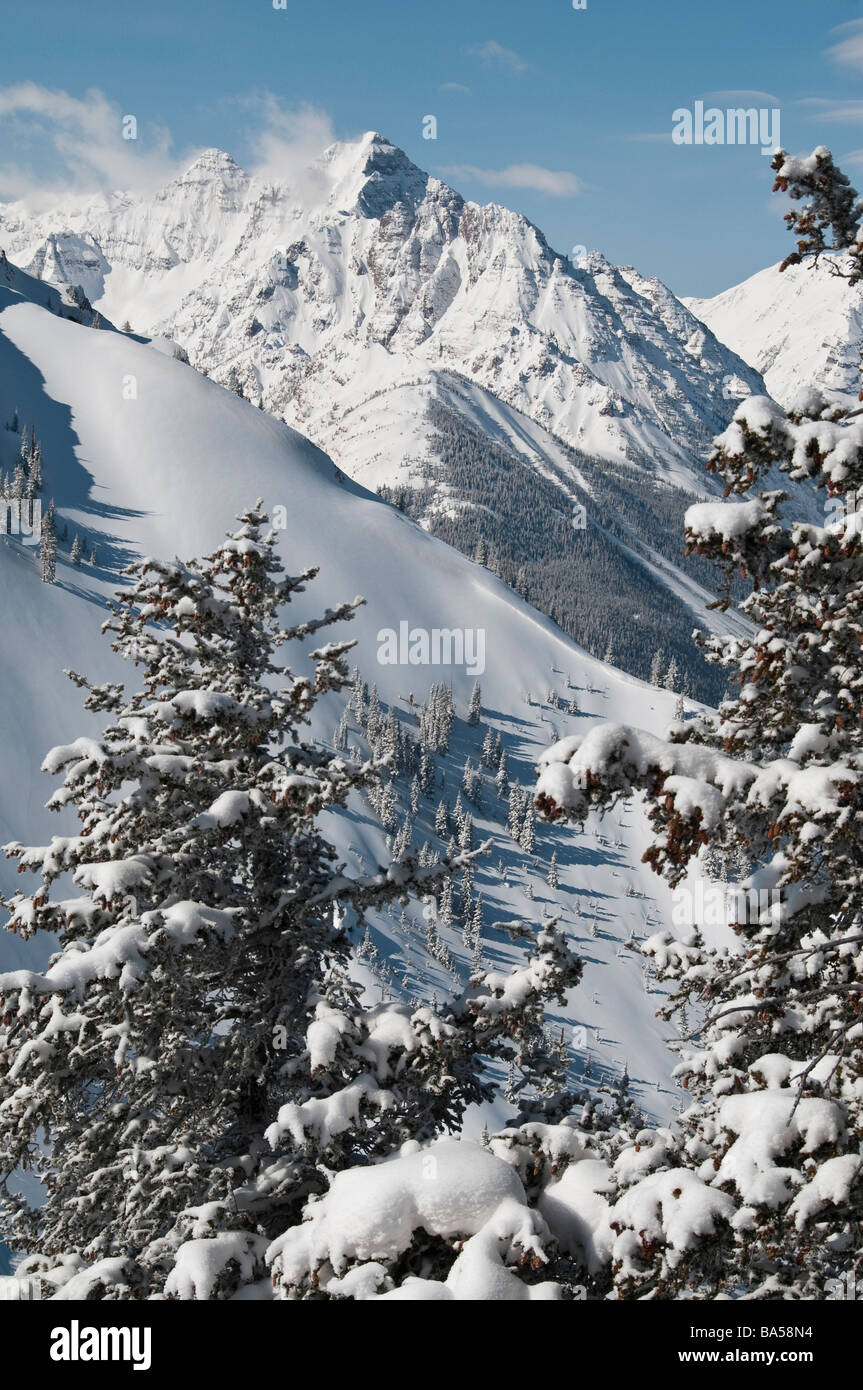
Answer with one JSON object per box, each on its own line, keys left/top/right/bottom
{"left": 0, "top": 135, "right": 764, "bottom": 487}
{"left": 0, "top": 261, "right": 699, "bottom": 1130}
{"left": 684, "top": 252, "right": 863, "bottom": 410}
{"left": 322, "top": 367, "right": 749, "bottom": 656}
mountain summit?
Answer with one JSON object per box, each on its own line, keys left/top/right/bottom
{"left": 0, "top": 131, "right": 762, "bottom": 482}
{"left": 0, "top": 134, "right": 761, "bottom": 692}
{"left": 685, "top": 251, "right": 863, "bottom": 410}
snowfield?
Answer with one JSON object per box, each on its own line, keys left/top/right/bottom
{"left": 0, "top": 257, "right": 692, "bottom": 1141}
{"left": 684, "top": 251, "right": 863, "bottom": 410}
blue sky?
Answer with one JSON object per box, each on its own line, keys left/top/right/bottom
{"left": 2, "top": 0, "right": 863, "bottom": 295}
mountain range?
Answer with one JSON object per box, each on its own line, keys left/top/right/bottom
{"left": 0, "top": 134, "right": 764, "bottom": 696}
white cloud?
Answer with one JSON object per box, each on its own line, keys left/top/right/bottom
{"left": 798, "top": 97, "right": 863, "bottom": 123}
{"left": 440, "top": 82, "right": 472, "bottom": 94}
{"left": 441, "top": 162, "right": 581, "bottom": 196}
{"left": 239, "top": 95, "right": 336, "bottom": 187}
{"left": 0, "top": 84, "right": 180, "bottom": 202}
{"left": 700, "top": 89, "right": 782, "bottom": 106}
{"left": 466, "top": 40, "right": 528, "bottom": 75}
{"left": 826, "top": 19, "right": 863, "bottom": 70}
{"left": 0, "top": 86, "right": 341, "bottom": 207}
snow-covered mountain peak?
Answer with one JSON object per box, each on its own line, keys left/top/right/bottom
{"left": 154, "top": 147, "right": 251, "bottom": 228}
{"left": 320, "top": 131, "right": 438, "bottom": 219}
{"left": 167, "top": 147, "right": 248, "bottom": 189}
{"left": 684, "top": 252, "right": 863, "bottom": 409}
{"left": 0, "top": 136, "right": 766, "bottom": 492}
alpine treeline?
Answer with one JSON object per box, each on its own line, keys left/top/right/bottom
{"left": 379, "top": 395, "right": 729, "bottom": 704}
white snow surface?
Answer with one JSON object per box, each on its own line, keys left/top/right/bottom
{"left": 267, "top": 1137, "right": 563, "bottom": 1300}
{"left": 269, "top": 1138, "right": 526, "bottom": 1269}
{"left": 685, "top": 252, "right": 863, "bottom": 410}
{"left": 0, "top": 256, "right": 699, "bottom": 1125}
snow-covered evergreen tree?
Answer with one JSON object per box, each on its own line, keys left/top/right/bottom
{"left": 547, "top": 850, "right": 559, "bottom": 890}
{"left": 467, "top": 680, "right": 482, "bottom": 726}
{"left": 419, "top": 682, "right": 454, "bottom": 753}
{"left": 507, "top": 781, "right": 524, "bottom": 839}
{"left": 0, "top": 501, "right": 589, "bottom": 1302}
{"left": 392, "top": 814, "right": 413, "bottom": 862}
{"left": 438, "top": 876, "right": 455, "bottom": 931}
{"left": 366, "top": 682, "right": 381, "bottom": 740}
{"left": 772, "top": 144, "right": 863, "bottom": 281}
{"left": 268, "top": 919, "right": 582, "bottom": 1300}
{"left": 480, "top": 726, "right": 496, "bottom": 767}
{"left": 470, "top": 893, "right": 484, "bottom": 947}
{"left": 333, "top": 704, "right": 350, "bottom": 751}
{"left": 39, "top": 497, "right": 56, "bottom": 584}
{"left": 470, "top": 926, "right": 484, "bottom": 977}
{"left": 418, "top": 743, "right": 434, "bottom": 795}
{"left": 458, "top": 865, "right": 474, "bottom": 925}
{"left": 519, "top": 802, "right": 536, "bottom": 855}
{"left": 350, "top": 665, "right": 366, "bottom": 723}
{"left": 378, "top": 779, "right": 398, "bottom": 834}
{"left": 495, "top": 749, "right": 509, "bottom": 799}
{"left": 461, "top": 757, "right": 475, "bottom": 800}
{"left": 535, "top": 151, "right": 863, "bottom": 1299}
{"left": 1, "top": 503, "right": 527, "bottom": 1300}
{"left": 27, "top": 436, "right": 42, "bottom": 496}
